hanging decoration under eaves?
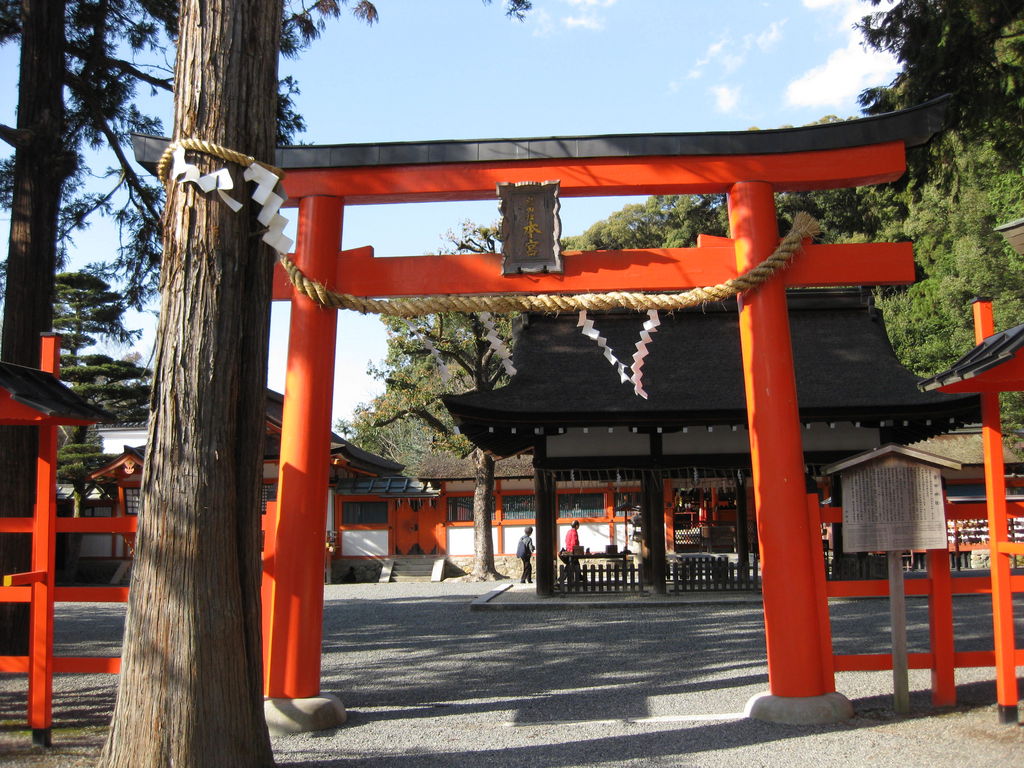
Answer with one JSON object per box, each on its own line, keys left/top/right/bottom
{"left": 577, "top": 309, "right": 661, "bottom": 399}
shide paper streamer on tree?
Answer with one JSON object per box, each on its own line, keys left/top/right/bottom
{"left": 168, "top": 146, "right": 294, "bottom": 255}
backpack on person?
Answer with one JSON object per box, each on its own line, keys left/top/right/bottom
{"left": 516, "top": 535, "right": 530, "bottom": 558}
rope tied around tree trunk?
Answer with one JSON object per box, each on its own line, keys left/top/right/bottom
{"left": 280, "top": 211, "right": 821, "bottom": 317}
{"left": 157, "top": 137, "right": 821, "bottom": 317}
{"left": 156, "top": 137, "right": 286, "bottom": 183}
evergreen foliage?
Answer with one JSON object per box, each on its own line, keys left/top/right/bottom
{"left": 51, "top": 270, "right": 150, "bottom": 506}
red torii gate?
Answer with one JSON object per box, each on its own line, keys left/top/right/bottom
{"left": 234, "top": 97, "right": 947, "bottom": 726}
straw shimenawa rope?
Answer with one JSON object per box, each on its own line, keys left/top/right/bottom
{"left": 280, "top": 211, "right": 821, "bottom": 317}
{"left": 158, "top": 138, "right": 821, "bottom": 317}
{"left": 156, "top": 137, "right": 285, "bottom": 183}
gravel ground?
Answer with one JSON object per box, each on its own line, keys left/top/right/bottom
{"left": 1, "top": 581, "right": 1023, "bottom": 767}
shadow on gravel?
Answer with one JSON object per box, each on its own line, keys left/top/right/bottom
{"left": 274, "top": 589, "right": 1020, "bottom": 767}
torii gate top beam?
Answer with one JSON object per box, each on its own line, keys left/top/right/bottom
{"left": 132, "top": 96, "right": 948, "bottom": 204}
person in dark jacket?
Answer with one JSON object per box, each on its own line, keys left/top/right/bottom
{"left": 517, "top": 526, "right": 535, "bottom": 583}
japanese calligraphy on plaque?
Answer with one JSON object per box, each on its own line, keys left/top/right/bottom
{"left": 839, "top": 455, "right": 949, "bottom": 552}
{"left": 497, "top": 180, "right": 562, "bottom": 275}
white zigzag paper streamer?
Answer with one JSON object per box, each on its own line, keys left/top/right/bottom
{"left": 170, "top": 147, "right": 295, "bottom": 256}
{"left": 478, "top": 312, "right": 516, "bottom": 377}
{"left": 578, "top": 310, "right": 661, "bottom": 398}
{"left": 577, "top": 310, "right": 630, "bottom": 384}
{"left": 244, "top": 163, "right": 294, "bottom": 255}
{"left": 170, "top": 147, "right": 242, "bottom": 212}
{"left": 403, "top": 319, "right": 451, "bottom": 384}
{"left": 629, "top": 310, "right": 661, "bottom": 399}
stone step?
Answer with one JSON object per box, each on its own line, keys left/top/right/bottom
{"left": 393, "top": 563, "right": 435, "bottom": 574}
{"left": 389, "top": 557, "right": 442, "bottom": 582}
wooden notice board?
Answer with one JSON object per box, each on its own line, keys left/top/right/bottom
{"left": 841, "top": 455, "right": 948, "bottom": 553}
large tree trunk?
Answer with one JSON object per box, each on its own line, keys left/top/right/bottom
{"left": 469, "top": 448, "right": 502, "bottom": 580}
{"left": 0, "top": 0, "right": 68, "bottom": 655}
{"left": 99, "top": 1, "right": 281, "bottom": 765}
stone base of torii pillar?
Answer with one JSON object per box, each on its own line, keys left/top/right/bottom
{"left": 745, "top": 692, "right": 854, "bottom": 725}
{"left": 264, "top": 695, "right": 347, "bottom": 736}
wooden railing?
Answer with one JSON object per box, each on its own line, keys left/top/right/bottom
{"left": 668, "top": 556, "right": 760, "bottom": 592}
{"left": 556, "top": 559, "right": 640, "bottom": 594}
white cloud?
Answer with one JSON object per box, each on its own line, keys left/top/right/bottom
{"left": 531, "top": 9, "right": 555, "bottom": 37}
{"left": 561, "top": 0, "right": 616, "bottom": 31}
{"left": 564, "top": 14, "right": 604, "bottom": 31}
{"left": 803, "top": 0, "right": 883, "bottom": 30}
{"left": 786, "top": 39, "right": 897, "bottom": 109}
{"left": 787, "top": 0, "right": 898, "bottom": 110}
{"left": 688, "top": 19, "right": 786, "bottom": 82}
{"left": 756, "top": 20, "right": 785, "bottom": 51}
{"left": 688, "top": 38, "right": 729, "bottom": 80}
{"left": 711, "top": 85, "right": 741, "bottom": 113}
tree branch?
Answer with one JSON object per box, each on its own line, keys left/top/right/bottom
{"left": 65, "top": 74, "right": 164, "bottom": 226}
{"left": 65, "top": 43, "right": 173, "bottom": 92}
{"left": 0, "top": 123, "right": 32, "bottom": 149}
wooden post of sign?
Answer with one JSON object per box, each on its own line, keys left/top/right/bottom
{"left": 887, "top": 550, "right": 910, "bottom": 714}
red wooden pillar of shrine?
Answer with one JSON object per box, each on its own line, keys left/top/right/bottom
{"left": 29, "top": 335, "right": 59, "bottom": 747}
{"left": 264, "top": 196, "right": 344, "bottom": 712}
{"left": 728, "top": 182, "right": 846, "bottom": 720}
{"left": 971, "top": 298, "right": 1019, "bottom": 724}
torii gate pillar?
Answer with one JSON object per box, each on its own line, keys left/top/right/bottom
{"left": 729, "top": 182, "right": 851, "bottom": 724}
{"left": 263, "top": 195, "right": 347, "bottom": 732}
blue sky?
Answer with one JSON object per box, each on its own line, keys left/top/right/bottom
{"left": 0, "top": 0, "right": 900, "bottom": 425}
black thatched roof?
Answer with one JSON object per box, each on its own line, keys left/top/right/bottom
{"left": 444, "top": 290, "right": 979, "bottom": 456}
{"left": 0, "top": 362, "right": 111, "bottom": 424}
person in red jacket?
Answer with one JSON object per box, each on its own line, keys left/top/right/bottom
{"left": 559, "top": 520, "right": 582, "bottom": 587}
{"left": 564, "top": 519, "right": 580, "bottom": 552}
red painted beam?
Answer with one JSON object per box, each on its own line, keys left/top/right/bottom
{"left": 54, "top": 587, "right": 130, "bottom": 603}
{"left": 0, "top": 585, "right": 31, "bottom": 603}
{"left": 0, "top": 517, "right": 34, "bottom": 533}
{"left": 56, "top": 517, "right": 138, "bottom": 533}
{"left": 272, "top": 241, "right": 914, "bottom": 301}
{"left": 281, "top": 143, "right": 908, "bottom": 204}
{"left": 945, "top": 501, "right": 1024, "bottom": 520}
{"left": 53, "top": 657, "right": 120, "bottom": 674}
{"left": 0, "top": 656, "right": 29, "bottom": 673}
{"left": 2, "top": 570, "right": 46, "bottom": 586}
